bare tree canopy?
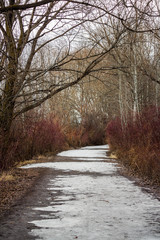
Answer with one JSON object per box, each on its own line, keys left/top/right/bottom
{"left": 0, "top": 0, "right": 126, "bottom": 132}
{"left": 0, "top": 0, "right": 159, "bottom": 136}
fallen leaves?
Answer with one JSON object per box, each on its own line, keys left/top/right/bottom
{"left": 0, "top": 168, "right": 44, "bottom": 218}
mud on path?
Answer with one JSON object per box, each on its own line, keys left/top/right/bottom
{"left": 0, "top": 145, "right": 160, "bottom": 240}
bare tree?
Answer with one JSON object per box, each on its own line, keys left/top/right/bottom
{"left": 0, "top": 0, "right": 159, "bottom": 169}
{"left": 0, "top": 0, "right": 126, "bottom": 169}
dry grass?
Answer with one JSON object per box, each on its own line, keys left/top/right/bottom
{"left": 0, "top": 171, "right": 14, "bottom": 182}
{"left": 16, "top": 159, "right": 37, "bottom": 168}
{"left": 110, "top": 153, "right": 117, "bottom": 159}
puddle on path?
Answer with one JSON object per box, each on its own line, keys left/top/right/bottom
{"left": 22, "top": 145, "right": 160, "bottom": 240}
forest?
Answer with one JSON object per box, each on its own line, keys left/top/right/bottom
{"left": 0, "top": 0, "right": 160, "bottom": 183}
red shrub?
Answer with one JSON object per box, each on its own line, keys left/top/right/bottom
{"left": 0, "top": 113, "right": 66, "bottom": 170}
{"left": 106, "top": 107, "right": 160, "bottom": 182}
{"left": 66, "top": 113, "right": 107, "bottom": 147}
{"left": 106, "top": 117, "right": 124, "bottom": 151}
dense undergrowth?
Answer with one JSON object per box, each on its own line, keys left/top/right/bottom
{"left": 66, "top": 113, "right": 106, "bottom": 148}
{"left": 0, "top": 112, "right": 106, "bottom": 170}
{"left": 2, "top": 105, "right": 159, "bottom": 185}
{"left": 106, "top": 107, "right": 160, "bottom": 183}
{"left": 0, "top": 114, "right": 66, "bottom": 170}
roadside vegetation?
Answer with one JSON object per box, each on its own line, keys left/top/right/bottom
{"left": 0, "top": 1, "right": 160, "bottom": 186}
{"left": 0, "top": 113, "right": 66, "bottom": 170}
{"left": 106, "top": 107, "right": 160, "bottom": 183}
{"left": 0, "top": 110, "right": 106, "bottom": 171}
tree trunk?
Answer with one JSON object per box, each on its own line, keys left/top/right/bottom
{"left": 132, "top": 43, "right": 139, "bottom": 121}
{"left": 0, "top": 0, "right": 17, "bottom": 170}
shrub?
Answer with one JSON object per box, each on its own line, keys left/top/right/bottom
{"left": 66, "top": 113, "right": 107, "bottom": 147}
{"left": 0, "top": 113, "right": 66, "bottom": 170}
{"left": 106, "top": 107, "right": 160, "bottom": 183}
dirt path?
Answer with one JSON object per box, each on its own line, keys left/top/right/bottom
{"left": 0, "top": 145, "right": 160, "bottom": 240}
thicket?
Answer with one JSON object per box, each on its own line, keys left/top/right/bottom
{"left": 0, "top": 113, "right": 66, "bottom": 170}
{"left": 65, "top": 113, "right": 107, "bottom": 148}
{"left": 0, "top": 111, "right": 107, "bottom": 170}
{"left": 106, "top": 107, "right": 160, "bottom": 183}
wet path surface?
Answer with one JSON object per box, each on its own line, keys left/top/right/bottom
{"left": 0, "top": 145, "right": 160, "bottom": 240}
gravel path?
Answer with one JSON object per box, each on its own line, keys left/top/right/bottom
{"left": 0, "top": 145, "right": 159, "bottom": 240}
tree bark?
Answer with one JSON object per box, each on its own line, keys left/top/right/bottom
{"left": 0, "top": 0, "right": 17, "bottom": 169}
